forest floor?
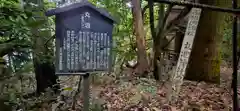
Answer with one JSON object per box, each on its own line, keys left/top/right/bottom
{"left": 60, "top": 66, "right": 235, "bottom": 111}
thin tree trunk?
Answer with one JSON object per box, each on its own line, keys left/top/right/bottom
{"left": 153, "top": 4, "right": 168, "bottom": 80}
{"left": 132, "top": 0, "right": 149, "bottom": 75}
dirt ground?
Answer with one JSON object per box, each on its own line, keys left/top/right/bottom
{"left": 65, "top": 66, "right": 235, "bottom": 111}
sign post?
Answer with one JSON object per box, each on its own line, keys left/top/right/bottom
{"left": 232, "top": 0, "right": 238, "bottom": 110}
{"left": 83, "top": 73, "right": 90, "bottom": 111}
{"left": 154, "top": 0, "right": 240, "bottom": 109}
{"left": 45, "top": 1, "right": 116, "bottom": 110}
{"left": 168, "top": 8, "right": 202, "bottom": 102}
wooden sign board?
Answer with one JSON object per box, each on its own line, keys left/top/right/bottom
{"left": 46, "top": 1, "right": 116, "bottom": 75}
{"left": 170, "top": 8, "right": 202, "bottom": 101}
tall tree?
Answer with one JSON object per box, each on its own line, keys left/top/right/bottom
{"left": 25, "top": 0, "right": 59, "bottom": 94}
{"left": 131, "top": 0, "right": 149, "bottom": 74}
{"left": 185, "top": 0, "right": 228, "bottom": 83}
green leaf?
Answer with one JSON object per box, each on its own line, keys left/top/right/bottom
{"left": 9, "top": 92, "right": 16, "bottom": 102}
{"left": 9, "top": 16, "right": 15, "bottom": 22}
{"left": 63, "top": 87, "right": 73, "bottom": 91}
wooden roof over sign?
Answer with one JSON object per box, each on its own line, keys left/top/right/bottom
{"left": 45, "top": 0, "right": 117, "bottom": 23}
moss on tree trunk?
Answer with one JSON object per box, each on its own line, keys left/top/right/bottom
{"left": 185, "top": 0, "right": 228, "bottom": 83}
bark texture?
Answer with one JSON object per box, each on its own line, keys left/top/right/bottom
{"left": 185, "top": 0, "right": 227, "bottom": 83}
{"left": 30, "top": 0, "right": 59, "bottom": 94}
{"left": 132, "top": 0, "right": 149, "bottom": 74}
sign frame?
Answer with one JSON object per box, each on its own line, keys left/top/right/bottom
{"left": 46, "top": 1, "right": 117, "bottom": 75}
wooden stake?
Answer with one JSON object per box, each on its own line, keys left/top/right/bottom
{"left": 83, "top": 73, "right": 90, "bottom": 111}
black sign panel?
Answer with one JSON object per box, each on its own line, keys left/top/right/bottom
{"left": 55, "top": 6, "right": 114, "bottom": 75}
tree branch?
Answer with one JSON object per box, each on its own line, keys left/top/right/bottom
{"left": 142, "top": 5, "right": 149, "bottom": 17}
{"left": 44, "top": 34, "right": 55, "bottom": 46}
{"left": 0, "top": 38, "right": 17, "bottom": 44}
{"left": 142, "top": 4, "right": 158, "bottom": 22}
{"left": 158, "top": 6, "right": 192, "bottom": 46}
{"left": 156, "top": 4, "right": 173, "bottom": 38}
{"left": 162, "top": 35, "right": 176, "bottom": 49}
{"left": 165, "top": 6, "right": 192, "bottom": 34}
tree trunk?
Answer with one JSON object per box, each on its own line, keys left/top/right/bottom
{"left": 32, "top": 27, "right": 59, "bottom": 95}
{"left": 29, "top": 0, "right": 59, "bottom": 95}
{"left": 33, "top": 59, "right": 58, "bottom": 94}
{"left": 132, "top": 0, "right": 149, "bottom": 75}
{"left": 185, "top": 0, "right": 226, "bottom": 83}
{"left": 152, "top": 4, "right": 168, "bottom": 80}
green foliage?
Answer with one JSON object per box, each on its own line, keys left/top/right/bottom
{"left": 91, "top": 0, "right": 137, "bottom": 66}
{"left": 0, "top": 0, "right": 236, "bottom": 110}
{"left": 0, "top": 0, "right": 53, "bottom": 109}
{"left": 220, "top": 15, "right": 233, "bottom": 62}
{"left": 0, "top": 0, "right": 32, "bottom": 71}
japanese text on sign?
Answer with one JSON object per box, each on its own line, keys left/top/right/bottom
{"left": 173, "top": 8, "right": 202, "bottom": 81}
{"left": 61, "top": 30, "right": 111, "bottom": 71}
{"left": 57, "top": 11, "right": 112, "bottom": 72}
